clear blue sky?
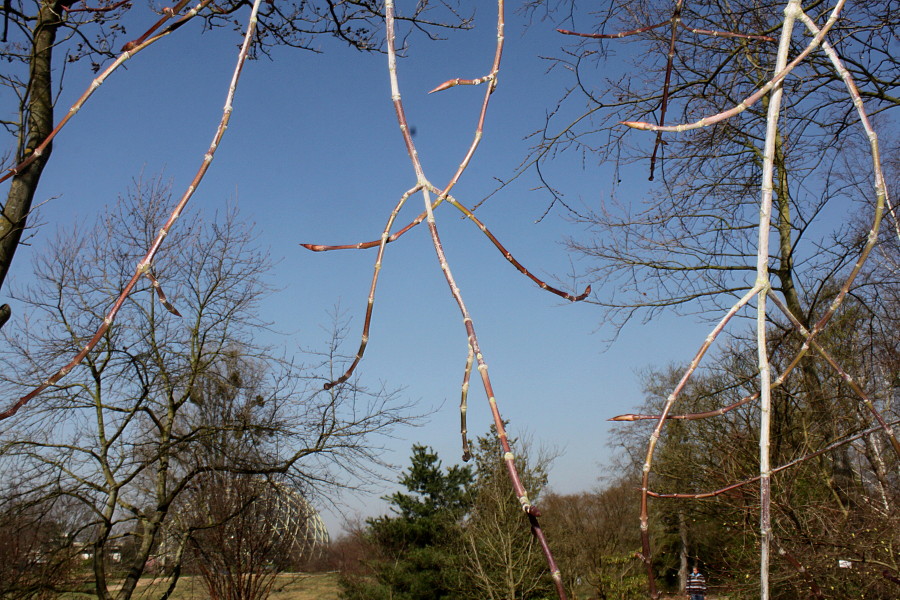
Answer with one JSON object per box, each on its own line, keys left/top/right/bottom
{"left": 6, "top": 4, "right": 715, "bottom": 534}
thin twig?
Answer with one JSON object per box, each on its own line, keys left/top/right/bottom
{"left": 620, "top": 0, "right": 847, "bottom": 133}
{"left": 146, "top": 271, "right": 182, "bottom": 317}
{"left": 769, "top": 294, "right": 900, "bottom": 458}
{"left": 0, "top": 0, "right": 210, "bottom": 184}
{"left": 322, "top": 185, "right": 422, "bottom": 390}
{"left": 610, "top": 390, "right": 760, "bottom": 422}
{"left": 383, "top": 2, "right": 567, "bottom": 596}
{"left": 648, "top": 0, "right": 683, "bottom": 181}
{"left": 647, "top": 420, "right": 900, "bottom": 499}
{"left": 636, "top": 283, "right": 762, "bottom": 597}
{"left": 0, "top": 0, "right": 263, "bottom": 420}
{"left": 427, "top": 185, "right": 590, "bottom": 301}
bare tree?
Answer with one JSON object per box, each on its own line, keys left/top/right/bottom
{"left": 611, "top": 333, "right": 899, "bottom": 598}
{"left": 522, "top": 1, "right": 898, "bottom": 332}
{"left": 179, "top": 474, "right": 327, "bottom": 600}
{"left": 0, "top": 175, "right": 414, "bottom": 600}
{"left": 541, "top": 485, "right": 644, "bottom": 600}
{"left": 0, "top": 490, "right": 86, "bottom": 600}
{"left": 456, "top": 430, "right": 556, "bottom": 600}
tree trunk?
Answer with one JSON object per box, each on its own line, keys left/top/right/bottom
{"left": 0, "top": 0, "right": 61, "bottom": 308}
{"left": 679, "top": 510, "right": 688, "bottom": 594}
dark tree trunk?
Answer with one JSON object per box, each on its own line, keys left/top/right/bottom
{"left": 0, "top": 0, "right": 61, "bottom": 315}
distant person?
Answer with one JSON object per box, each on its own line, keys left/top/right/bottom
{"left": 686, "top": 566, "right": 707, "bottom": 600}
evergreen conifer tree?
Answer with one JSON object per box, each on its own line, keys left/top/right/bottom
{"left": 339, "top": 445, "right": 473, "bottom": 600}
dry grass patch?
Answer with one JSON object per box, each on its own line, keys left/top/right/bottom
{"left": 63, "top": 572, "right": 340, "bottom": 600}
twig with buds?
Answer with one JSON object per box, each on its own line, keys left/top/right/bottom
{"left": 1, "top": 0, "right": 214, "bottom": 184}
{"left": 0, "top": 0, "right": 263, "bottom": 420}
{"left": 382, "top": 1, "right": 568, "bottom": 596}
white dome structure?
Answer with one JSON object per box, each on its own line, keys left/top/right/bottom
{"left": 156, "top": 476, "right": 330, "bottom": 569}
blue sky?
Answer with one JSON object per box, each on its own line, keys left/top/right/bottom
{"left": 5, "top": 3, "right": 716, "bottom": 534}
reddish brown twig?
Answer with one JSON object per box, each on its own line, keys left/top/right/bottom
{"left": 146, "top": 271, "right": 182, "bottom": 317}
{"left": 300, "top": 200, "right": 431, "bottom": 252}
{"left": 682, "top": 24, "right": 774, "bottom": 42}
{"left": 322, "top": 185, "right": 422, "bottom": 391}
{"left": 646, "top": 420, "right": 899, "bottom": 499}
{"left": 121, "top": 0, "right": 194, "bottom": 52}
{"left": 0, "top": 0, "right": 263, "bottom": 421}
{"left": 428, "top": 74, "right": 495, "bottom": 94}
{"left": 0, "top": 0, "right": 212, "bottom": 186}
{"left": 428, "top": 185, "right": 590, "bottom": 301}
{"left": 557, "top": 22, "right": 668, "bottom": 40}
{"left": 647, "top": 0, "right": 683, "bottom": 181}
{"left": 610, "top": 391, "right": 759, "bottom": 422}
{"left": 383, "top": 1, "right": 567, "bottom": 596}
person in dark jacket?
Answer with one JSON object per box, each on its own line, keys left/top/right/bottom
{"left": 686, "top": 566, "right": 707, "bottom": 600}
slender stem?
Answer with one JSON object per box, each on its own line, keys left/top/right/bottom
{"left": 1, "top": 0, "right": 263, "bottom": 420}
{"left": 121, "top": 0, "right": 195, "bottom": 51}
{"left": 323, "top": 185, "right": 422, "bottom": 390}
{"left": 146, "top": 271, "right": 182, "bottom": 317}
{"left": 557, "top": 21, "right": 670, "bottom": 40}
{"left": 0, "top": 0, "right": 211, "bottom": 185}
{"left": 611, "top": 390, "right": 760, "bottom": 422}
{"left": 432, "top": 0, "right": 504, "bottom": 202}
{"left": 383, "top": 2, "right": 566, "bottom": 596}
{"left": 647, "top": 420, "right": 900, "bottom": 500}
{"left": 430, "top": 185, "right": 590, "bottom": 301}
{"left": 648, "top": 0, "right": 683, "bottom": 181}
{"left": 756, "top": 4, "right": 801, "bottom": 596}
{"left": 637, "top": 283, "right": 762, "bottom": 597}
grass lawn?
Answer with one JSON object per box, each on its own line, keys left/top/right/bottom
{"left": 269, "top": 573, "right": 340, "bottom": 600}
{"left": 65, "top": 572, "right": 341, "bottom": 600}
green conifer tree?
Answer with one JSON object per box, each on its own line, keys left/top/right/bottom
{"left": 339, "top": 445, "right": 473, "bottom": 600}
